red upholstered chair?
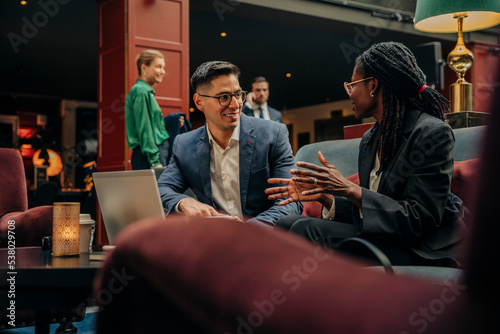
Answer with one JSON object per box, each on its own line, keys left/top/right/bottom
{"left": 93, "top": 214, "right": 485, "bottom": 333}
{"left": 0, "top": 148, "right": 53, "bottom": 247}
{"left": 0, "top": 148, "right": 87, "bottom": 331}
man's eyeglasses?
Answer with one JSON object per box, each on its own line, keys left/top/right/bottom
{"left": 199, "top": 91, "right": 247, "bottom": 107}
{"left": 343, "top": 77, "right": 374, "bottom": 96}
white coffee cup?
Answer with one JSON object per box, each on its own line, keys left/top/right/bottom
{"left": 79, "top": 214, "right": 95, "bottom": 253}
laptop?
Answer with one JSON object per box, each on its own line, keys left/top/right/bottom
{"left": 93, "top": 169, "right": 165, "bottom": 244}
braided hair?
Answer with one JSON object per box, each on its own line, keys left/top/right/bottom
{"left": 355, "top": 42, "right": 449, "bottom": 174}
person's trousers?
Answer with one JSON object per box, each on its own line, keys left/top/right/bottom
{"left": 276, "top": 214, "right": 357, "bottom": 246}
{"left": 131, "top": 140, "right": 170, "bottom": 170}
{"left": 276, "top": 214, "right": 453, "bottom": 266}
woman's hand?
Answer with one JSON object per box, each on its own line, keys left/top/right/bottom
{"left": 266, "top": 177, "right": 326, "bottom": 206}
{"left": 293, "top": 151, "right": 362, "bottom": 208}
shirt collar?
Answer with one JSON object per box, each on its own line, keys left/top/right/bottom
{"left": 136, "top": 79, "right": 155, "bottom": 94}
{"left": 207, "top": 121, "right": 241, "bottom": 148}
{"left": 253, "top": 102, "right": 268, "bottom": 111}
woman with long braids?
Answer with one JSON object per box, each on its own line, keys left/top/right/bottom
{"left": 266, "top": 42, "right": 467, "bottom": 266}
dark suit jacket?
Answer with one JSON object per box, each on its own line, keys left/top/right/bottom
{"left": 335, "top": 110, "right": 467, "bottom": 263}
{"left": 163, "top": 113, "right": 192, "bottom": 162}
{"left": 242, "top": 104, "right": 283, "bottom": 123}
{"left": 158, "top": 113, "right": 302, "bottom": 226}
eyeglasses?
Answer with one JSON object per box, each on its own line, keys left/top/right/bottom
{"left": 343, "top": 77, "right": 374, "bottom": 96}
{"left": 199, "top": 91, "right": 247, "bottom": 107}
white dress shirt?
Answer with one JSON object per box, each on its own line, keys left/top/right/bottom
{"left": 245, "top": 101, "right": 271, "bottom": 120}
{"left": 206, "top": 123, "right": 243, "bottom": 219}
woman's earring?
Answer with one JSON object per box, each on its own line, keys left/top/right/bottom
{"left": 370, "top": 91, "right": 375, "bottom": 98}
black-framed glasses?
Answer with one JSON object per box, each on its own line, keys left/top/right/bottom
{"left": 199, "top": 91, "right": 247, "bottom": 107}
{"left": 344, "top": 77, "right": 374, "bottom": 96}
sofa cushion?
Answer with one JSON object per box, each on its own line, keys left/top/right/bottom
{"left": 295, "top": 138, "right": 361, "bottom": 177}
{"left": 452, "top": 158, "right": 480, "bottom": 210}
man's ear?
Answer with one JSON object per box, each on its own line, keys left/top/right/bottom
{"left": 193, "top": 93, "right": 204, "bottom": 112}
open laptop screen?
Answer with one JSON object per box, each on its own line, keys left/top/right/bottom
{"left": 93, "top": 169, "right": 165, "bottom": 243}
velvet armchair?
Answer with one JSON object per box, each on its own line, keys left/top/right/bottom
{"left": 0, "top": 148, "right": 88, "bottom": 331}
{"left": 0, "top": 148, "right": 54, "bottom": 248}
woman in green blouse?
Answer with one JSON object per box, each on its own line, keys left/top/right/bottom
{"left": 125, "top": 50, "right": 170, "bottom": 170}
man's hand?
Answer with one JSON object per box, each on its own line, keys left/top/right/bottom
{"left": 178, "top": 198, "right": 242, "bottom": 220}
{"left": 246, "top": 92, "right": 255, "bottom": 106}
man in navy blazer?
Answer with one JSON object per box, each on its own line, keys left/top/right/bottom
{"left": 157, "top": 61, "right": 301, "bottom": 227}
{"left": 241, "top": 76, "right": 283, "bottom": 122}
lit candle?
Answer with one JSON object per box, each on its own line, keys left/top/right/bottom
{"left": 52, "top": 202, "right": 80, "bottom": 256}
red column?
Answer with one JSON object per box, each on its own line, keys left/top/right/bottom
{"left": 97, "top": 0, "right": 189, "bottom": 244}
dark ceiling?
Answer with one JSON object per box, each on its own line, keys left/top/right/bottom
{"left": 0, "top": 0, "right": 98, "bottom": 101}
{"left": 0, "top": 0, "right": 458, "bottom": 113}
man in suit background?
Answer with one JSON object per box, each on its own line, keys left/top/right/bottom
{"left": 242, "top": 76, "right": 282, "bottom": 122}
{"left": 157, "top": 61, "right": 301, "bottom": 228}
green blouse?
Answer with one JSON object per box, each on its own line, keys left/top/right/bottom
{"left": 125, "top": 79, "right": 169, "bottom": 167}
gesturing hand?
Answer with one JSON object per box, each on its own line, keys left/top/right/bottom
{"left": 266, "top": 151, "right": 361, "bottom": 208}
{"left": 266, "top": 177, "right": 321, "bottom": 206}
{"left": 292, "top": 151, "right": 352, "bottom": 197}
{"left": 294, "top": 151, "right": 362, "bottom": 208}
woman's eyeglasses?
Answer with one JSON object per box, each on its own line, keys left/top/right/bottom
{"left": 343, "top": 77, "right": 374, "bottom": 96}
{"left": 199, "top": 91, "right": 247, "bottom": 107}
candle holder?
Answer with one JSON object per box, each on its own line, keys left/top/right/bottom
{"left": 52, "top": 202, "right": 80, "bottom": 256}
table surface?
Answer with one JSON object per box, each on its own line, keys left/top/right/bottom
{"left": 0, "top": 247, "right": 102, "bottom": 309}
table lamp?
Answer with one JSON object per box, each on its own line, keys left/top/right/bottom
{"left": 33, "top": 148, "right": 63, "bottom": 176}
{"left": 414, "top": 0, "right": 500, "bottom": 113}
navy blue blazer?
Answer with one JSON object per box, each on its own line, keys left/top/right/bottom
{"left": 158, "top": 113, "right": 302, "bottom": 226}
{"left": 242, "top": 104, "right": 283, "bottom": 123}
{"left": 335, "top": 110, "right": 467, "bottom": 263}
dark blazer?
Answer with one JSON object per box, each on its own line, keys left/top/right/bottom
{"left": 164, "top": 113, "right": 192, "bottom": 162}
{"left": 158, "top": 113, "right": 302, "bottom": 226}
{"left": 242, "top": 103, "right": 283, "bottom": 123}
{"left": 335, "top": 110, "right": 467, "bottom": 263}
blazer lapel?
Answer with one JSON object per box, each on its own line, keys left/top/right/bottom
{"left": 359, "top": 125, "right": 379, "bottom": 188}
{"left": 197, "top": 126, "right": 214, "bottom": 205}
{"left": 238, "top": 115, "right": 256, "bottom": 213}
{"left": 377, "top": 110, "right": 422, "bottom": 192}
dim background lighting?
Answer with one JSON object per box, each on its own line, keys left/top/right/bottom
{"left": 286, "top": 73, "right": 292, "bottom": 78}
{"left": 220, "top": 32, "right": 227, "bottom": 37}
{"left": 189, "top": 107, "right": 194, "bottom": 112}
{"left": 20, "top": 0, "right": 27, "bottom": 5}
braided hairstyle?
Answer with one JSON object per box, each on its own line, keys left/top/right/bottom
{"left": 355, "top": 42, "right": 449, "bottom": 174}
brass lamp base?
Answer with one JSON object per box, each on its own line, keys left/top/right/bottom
{"left": 450, "top": 81, "right": 473, "bottom": 113}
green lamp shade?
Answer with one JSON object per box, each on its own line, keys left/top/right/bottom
{"left": 415, "top": 0, "right": 500, "bottom": 33}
